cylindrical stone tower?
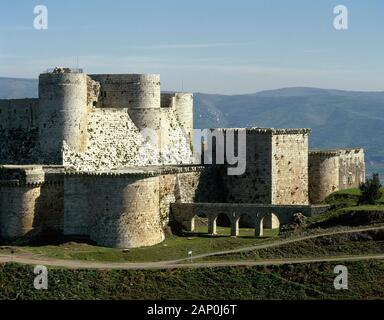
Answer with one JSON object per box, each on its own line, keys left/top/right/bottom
{"left": 0, "top": 166, "right": 45, "bottom": 239}
{"left": 308, "top": 151, "right": 340, "bottom": 204}
{"left": 174, "top": 93, "right": 194, "bottom": 143}
{"left": 0, "top": 185, "right": 41, "bottom": 239}
{"left": 90, "top": 74, "right": 161, "bottom": 150}
{"left": 38, "top": 69, "right": 89, "bottom": 163}
{"left": 88, "top": 174, "right": 165, "bottom": 248}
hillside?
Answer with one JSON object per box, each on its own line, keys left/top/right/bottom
{"left": 194, "top": 88, "right": 384, "bottom": 178}
{"left": 1, "top": 261, "right": 384, "bottom": 300}
{"left": 1, "top": 78, "right": 383, "bottom": 177}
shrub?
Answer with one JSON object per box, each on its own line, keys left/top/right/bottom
{"left": 358, "top": 173, "right": 382, "bottom": 205}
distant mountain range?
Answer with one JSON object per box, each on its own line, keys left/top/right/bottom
{"left": 0, "top": 77, "right": 38, "bottom": 99}
{"left": 1, "top": 77, "right": 383, "bottom": 179}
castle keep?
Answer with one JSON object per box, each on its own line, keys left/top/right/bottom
{"left": 0, "top": 68, "right": 366, "bottom": 248}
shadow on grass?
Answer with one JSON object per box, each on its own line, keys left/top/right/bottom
{"left": 0, "top": 232, "right": 97, "bottom": 248}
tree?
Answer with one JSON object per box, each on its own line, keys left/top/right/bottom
{"left": 358, "top": 173, "right": 382, "bottom": 205}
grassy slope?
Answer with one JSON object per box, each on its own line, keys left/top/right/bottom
{"left": 199, "top": 230, "right": 384, "bottom": 262}
{"left": 199, "top": 188, "right": 384, "bottom": 263}
{"left": 1, "top": 260, "right": 383, "bottom": 300}
{"left": 1, "top": 188, "right": 384, "bottom": 300}
{"left": 0, "top": 227, "right": 279, "bottom": 263}
{"left": 2, "top": 188, "right": 383, "bottom": 263}
{"left": 307, "top": 188, "right": 384, "bottom": 226}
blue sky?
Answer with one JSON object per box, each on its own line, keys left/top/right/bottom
{"left": 1, "top": 0, "right": 384, "bottom": 93}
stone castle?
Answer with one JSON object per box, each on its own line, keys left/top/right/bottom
{"left": 0, "top": 68, "right": 366, "bottom": 248}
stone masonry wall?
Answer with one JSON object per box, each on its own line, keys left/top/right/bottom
{"left": 159, "top": 167, "right": 222, "bottom": 224}
{"left": 338, "top": 149, "right": 365, "bottom": 190}
{"left": 271, "top": 132, "right": 309, "bottom": 205}
{"left": 64, "top": 174, "right": 164, "bottom": 248}
{"left": 63, "top": 108, "right": 160, "bottom": 170}
{"left": 308, "top": 151, "right": 340, "bottom": 204}
{"left": 63, "top": 105, "right": 194, "bottom": 171}
{"left": 224, "top": 129, "right": 273, "bottom": 204}
{"left": 0, "top": 185, "right": 41, "bottom": 239}
{"left": 160, "top": 107, "right": 194, "bottom": 165}
{"left": 309, "top": 149, "right": 365, "bottom": 204}
{"left": 0, "top": 166, "right": 64, "bottom": 239}
{"left": 0, "top": 99, "right": 39, "bottom": 164}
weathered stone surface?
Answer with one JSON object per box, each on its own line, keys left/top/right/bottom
{"left": 0, "top": 68, "right": 366, "bottom": 248}
{"left": 309, "top": 148, "right": 365, "bottom": 203}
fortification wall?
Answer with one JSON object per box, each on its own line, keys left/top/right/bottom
{"left": 0, "top": 99, "right": 39, "bottom": 164}
{"left": 271, "top": 131, "right": 309, "bottom": 205}
{"left": 63, "top": 107, "right": 160, "bottom": 170}
{"left": 161, "top": 93, "right": 193, "bottom": 144}
{"left": 308, "top": 149, "right": 365, "bottom": 204}
{"left": 160, "top": 107, "right": 194, "bottom": 165}
{"left": 63, "top": 106, "right": 194, "bottom": 171}
{"left": 34, "top": 182, "right": 64, "bottom": 234}
{"left": 159, "top": 167, "right": 224, "bottom": 225}
{"left": 338, "top": 149, "right": 365, "bottom": 190}
{"left": 90, "top": 74, "right": 161, "bottom": 146}
{"left": 0, "top": 185, "right": 40, "bottom": 239}
{"left": 308, "top": 151, "right": 341, "bottom": 204}
{"left": 0, "top": 166, "right": 64, "bottom": 239}
{"left": 224, "top": 129, "right": 273, "bottom": 203}
{"left": 64, "top": 173, "right": 164, "bottom": 248}
{"left": 63, "top": 176, "right": 91, "bottom": 235}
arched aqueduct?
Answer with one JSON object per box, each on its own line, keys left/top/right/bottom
{"left": 171, "top": 203, "right": 329, "bottom": 237}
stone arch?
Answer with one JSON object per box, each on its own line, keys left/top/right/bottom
{"left": 190, "top": 213, "right": 208, "bottom": 233}
{"left": 215, "top": 213, "right": 231, "bottom": 236}
{"left": 263, "top": 212, "right": 280, "bottom": 230}
{"left": 256, "top": 212, "right": 281, "bottom": 238}
{"left": 216, "top": 212, "right": 231, "bottom": 227}
{"left": 235, "top": 213, "right": 255, "bottom": 238}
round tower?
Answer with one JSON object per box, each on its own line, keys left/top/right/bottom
{"left": 38, "top": 68, "right": 89, "bottom": 163}
{"left": 308, "top": 151, "right": 340, "bottom": 204}
{"left": 90, "top": 74, "right": 161, "bottom": 149}
{"left": 174, "top": 93, "right": 194, "bottom": 143}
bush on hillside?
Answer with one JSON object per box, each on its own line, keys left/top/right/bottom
{"left": 358, "top": 173, "right": 382, "bottom": 205}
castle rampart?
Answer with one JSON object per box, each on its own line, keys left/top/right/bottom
{"left": 0, "top": 99, "right": 39, "bottom": 164}
{"left": 223, "top": 128, "right": 311, "bottom": 205}
{"left": 0, "top": 67, "right": 366, "bottom": 248}
{"left": 309, "top": 148, "right": 365, "bottom": 203}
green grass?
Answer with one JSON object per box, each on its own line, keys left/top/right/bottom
{"left": 1, "top": 260, "right": 384, "bottom": 300}
{"left": 0, "top": 227, "right": 279, "bottom": 263}
{"left": 333, "top": 188, "right": 362, "bottom": 196}
{"left": 342, "top": 205, "right": 384, "bottom": 211}
{"left": 306, "top": 188, "right": 384, "bottom": 227}
{"left": 323, "top": 188, "right": 384, "bottom": 205}
{"left": 198, "top": 229, "right": 384, "bottom": 262}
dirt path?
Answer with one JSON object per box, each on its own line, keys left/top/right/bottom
{"left": 0, "top": 225, "right": 383, "bottom": 270}
{"left": 0, "top": 252, "right": 383, "bottom": 270}
{"left": 172, "top": 225, "right": 384, "bottom": 263}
